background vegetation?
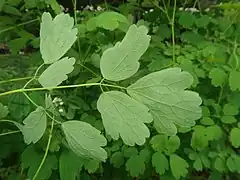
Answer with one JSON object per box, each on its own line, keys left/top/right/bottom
{"left": 0, "top": 0, "right": 240, "bottom": 180}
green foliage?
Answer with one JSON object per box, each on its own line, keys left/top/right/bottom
{"left": 97, "top": 91, "right": 152, "bottom": 146}
{"left": 16, "top": 106, "right": 47, "bottom": 144}
{"left": 1, "top": 1, "right": 240, "bottom": 180}
{"left": 38, "top": 57, "right": 76, "bottom": 87}
{"left": 40, "top": 12, "right": 77, "bottom": 64}
{"left": 100, "top": 24, "right": 151, "bottom": 81}
{"left": 127, "top": 68, "right": 202, "bottom": 136}
{"left": 61, "top": 120, "right": 107, "bottom": 162}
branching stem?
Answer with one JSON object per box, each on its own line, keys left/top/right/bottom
{"left": 0, "top": 83, "right": 126, "bottom": 97}
{"left": 32, "top": 119, "right": 54, "bottom": 180}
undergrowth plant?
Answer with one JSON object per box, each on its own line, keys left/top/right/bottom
{"left": 0, "top": 0, "right": 240, "bottom": 180}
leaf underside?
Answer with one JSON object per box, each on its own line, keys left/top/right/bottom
{"left": 38, "top": 57, "right": 75, "bottom": 88}
{"left": 97, "top": 91, "right": 153, "bottom": 146}
{"left": 61, "top": 120, "right": 107, "bottom": 162}
{"left": 127, "top": 67, "right": 202, "bottom": 136}
{"left": 40, "top": 12, "right": 78, "bottom": 64}
{"left": 100, "top": 24, "right": 151, "bottom": 81}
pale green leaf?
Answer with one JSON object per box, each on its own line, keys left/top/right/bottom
{"left": 170, "top": 154, "right": 189, "bottom": 179}
{"left": 59, "top": 150, "right": 84, "bottom": 180}
{"left": 86, "top": 11, "right": 130, "bottom": 31}
{"left": 127, "top": 67, "right": 202, "bottom": 136}
{"left": 100, "top": 24, "right": 151, "bottom": 81}
{"left": 97, "top": 91, "right": 152, "bottom": 146}
{"left": 40, "top": 12, "right": 78, "bottom": 64}
{"left": 61, "top": 120, "right": 107, "bottom": 162}
{"left": 19, "top": 106, "right": 47, "bottom": 144}
{"left": 126, "top": 155, "right": 145, "bottom": 177}
{"left": 152, "top": 152, "right": 169, "bottom": 175}
{"left": 38, "top": 57, "right": 75, "bottom": 88}
{"left": 230, "top": 128, "right": 240, "bottom": 148}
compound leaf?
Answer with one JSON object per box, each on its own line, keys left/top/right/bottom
{"left": 19, "top": 106, "right": 47, "bottom": 144}
{"left": 38, "top": 57, "right": 75, "bottom": 88}
{"left": 127, "top": 67, "right": 202, "bottom": 136}
{"left": 61, "top": 120, "right": 107, "bottom": 162}
{"left": 170, "top": 154, "right": 189, "bottom": 179}
{"left": 40, "top": 12, "right": 77, "bottom": 64}
{"left": 152, "top": 152, "right": 169, "bottom": 175}
{"left": 59, "top": 150, "right": 84, "bottom": 180}
{"left": 230, "top": 128, "right": 240, "bottom": 148}
{"left": 97, "top": 91, "right": 153, "bottom": 146}
{"left": 100, "top": 24, "right": 151, "bottom": 81}
{"left": 126, "top": 155, "right": 145, "bottom": 177}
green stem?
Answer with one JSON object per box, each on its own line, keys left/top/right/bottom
{"left": 23, "top": 64, "right": 44, "bottom": 89}
{"left": 32, "top": 119, "right": 54, "bottom": 180}
{"left": 151, "top": 0, "right": 171, "bottom": 22}
{"left": 73, "top": 0, "right": 81, "bottom": 60}
{"left": 23, "top": 92, "right": 62, "bottom": 124}
{"left": 217, "top": 87, "right": 224, "bottom": 104}
{"left": 23, "top": 92, "right": 39, "bottom": 107}
{"left": 0, "top": 77, "right": 33, "bottom": 84}
{"left": 171, "top": 0, "right": 177, "bottom": 65}
{"left": 0, "top": 83, "right": 126, "bottom": 97}
{"left": 0, "top": 18, "right": 39, "bottom": 34}
{"left": 0, "top": 119, "right": 18, "bottom": 124}
{"left": 0, "top": 130, "right": 20, "bottom": 137}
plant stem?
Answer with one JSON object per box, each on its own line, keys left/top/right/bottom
{"left": 0, "top": 119, "right": 18, "bottom": 124}
{"left": 72, "top": 0, "right": 81, "bottom": 60}
{"left": 0, "top": 130, "right": 20, "bottom": 137}
{"left": 23, "top": 92, "right": 39, "bottom": 107}
{"left": 0, "top": 83, "right": 126, "bottom": 97}
{"left": 23, "top": 64, "right": 44, "bottom": 89}
{"left": 23, "top": 92, "right": 62, "bottom": 124}
{"left": 0, "top": 18, "right": 39, "bottom": 34}
{"left": 32, "top": 119, "right": 54, "bottom": 180}
{"left": 217, "top": 87, "right": 224, "bottom": 104}
{"left": 171, "top": 0, "right": 177, "bottom": 65}
{"left": 0, "top": 77, "right": 33, "bottom": 84}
